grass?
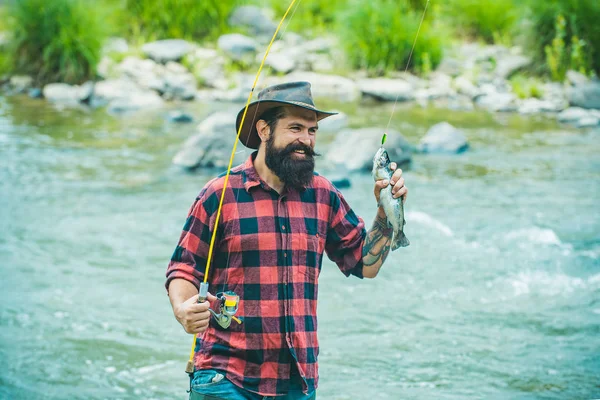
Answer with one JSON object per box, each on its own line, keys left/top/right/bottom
{"left": 527, "top": 0, "right": 599, "bottom": 78}
{"left": 443, "top": 0, "right": 519, "bottom": 44}
{"left": 336, "top": 0, "right": 444, "bottom": 76}
{"left": 122, "top": 0, "right": 242, "bottom": 41}
{"left": 7, "top": 0, "right": 108, "bottom": 84}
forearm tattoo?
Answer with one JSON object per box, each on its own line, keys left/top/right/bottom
{"left": 362, "top": 213, "right": 393, "bottom": 268}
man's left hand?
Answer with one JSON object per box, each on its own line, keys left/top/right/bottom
{"left": 373, "top": 162, "right": 408, "bottom": 204}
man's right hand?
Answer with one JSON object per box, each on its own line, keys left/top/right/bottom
{"left": 175, "top": 292, "right": 218, "bottom": 334}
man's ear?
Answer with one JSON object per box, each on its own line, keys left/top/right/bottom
{"left": 256, "top": 120, "right": 270, "bottom": 143}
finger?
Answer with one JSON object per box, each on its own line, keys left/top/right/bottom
{"left": 391, "top": 177, "right": 405, "bottom": 194}
{"left": 390, "top": 169, "right": 403, "bottom": 185}
{"left": 390, "top": 162, "right": 397, "bottom": 171}
{"left": 393, "top": 186, "right": 408, "bottom": 199}
{"left": 206, "top": 292, "right": 218, "bottom": 302}
{"left": 191, "top": 318, "right": 210, "bottom": 332}
{"left": 189, "top": 302, "right": 211, "bottom": 313}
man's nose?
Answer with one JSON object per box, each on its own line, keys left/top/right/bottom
{"left": 298, "top": 131, "right": 313, "bottom": 147}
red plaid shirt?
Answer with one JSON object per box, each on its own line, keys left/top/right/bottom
{"left": 166, "top": 153, "right": 366, "bottom": 396}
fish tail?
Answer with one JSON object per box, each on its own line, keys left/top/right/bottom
{"left": 391, "top": 231, "right": 410, "bottom": 250}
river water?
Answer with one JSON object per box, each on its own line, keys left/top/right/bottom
{"left": 1, "top": 95, "right": 599, "bottom": 399}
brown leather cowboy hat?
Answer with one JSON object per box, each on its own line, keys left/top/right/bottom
{"left": 235, "top": 81, "right": 337, "bottom": 149}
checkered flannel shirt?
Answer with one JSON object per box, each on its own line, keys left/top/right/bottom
{"left": 166, "top": 153, "right": 366, "bottom": 396}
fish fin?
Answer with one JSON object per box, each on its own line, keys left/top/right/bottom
{"left": 391, "top": 231, "right": 410, "bottom": 251}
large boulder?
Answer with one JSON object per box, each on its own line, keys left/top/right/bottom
{"left": 324, "top": 128, "right": 413, "bottom": 172}
{"left": 568, "top": 80, "right": 600, "bottom": 110}
{"left": 142, "top": 39, "right": 195, "bottom": 63}
{"left": 228, "top": 6, "right": 277, "bottom": 36}
{"left": 418, "top": 122, "right": 468, "bottom": 154}
{"left": 358, "top": 78, "right": 414, "bottom": 102}
{"left": 172, "top": 111, "right": 247, "bottom": 169}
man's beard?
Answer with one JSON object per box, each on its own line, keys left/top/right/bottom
{"left": 265, "top": 137, "right": 319, "bottom": 190}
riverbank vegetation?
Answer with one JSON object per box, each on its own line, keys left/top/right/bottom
{"left": 0, "top": 0, "right": 597, "bottom": 84}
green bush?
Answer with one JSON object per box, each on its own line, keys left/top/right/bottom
{"left": 442, "top": 0, "right": 518, "bottom": 43}
{"left": 267, "top": 0, "right": 347, "bottom": 35}
{"left": 527, "top": 0, "right": 599, "bottom": 78}
{"left": 124, "top": 0, "right": 242, "bottom": 41}
{"left": 7, "top": 0, "right": 107, "bottom": 84}
{"left": 336, "top": 0, "right": 443, "bottom": 76}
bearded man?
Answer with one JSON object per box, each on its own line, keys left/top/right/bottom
{"left": 166, "top": 82, "right": 408, "bottom": 400}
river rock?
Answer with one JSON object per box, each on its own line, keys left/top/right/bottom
{"left": 495, "top": 54, "right": 531, "bottom": 79}
{"left": 566, "top": 70, "right": 589, "bottom": 86}
{"left": 568, "top": 80, "right": 600, "bottom": 109}
{"left": 107, "top": 90, "right": 164, "bottom": 114}
{"left": 268, "top": 72, "right": 360, "bottom": 102}
{"left": 173, "top": 111, "right": 246, "bottom": 169}
{"left": 436, "top": 56, "right": 463, "bottom": 77}
{"left": 28, "top": 88, "right": 43, "bottom": 99}
{"left": 475, "top": 92, "right": 518, "bottom": 112}
{"left": 142, "top": 39, "right": 195, "bottom": 63}
{"left": 91, "top": 78, "right": 164, "bottom": 112}
{"left": 168, "top": 110, "right": 194, "bottom": 123}
{"left": 417, "top": 72, "right": 455, "bottom": 100}
{"left": 229, "top": 6, "right": 277, "bottom": 36}
{"left": 163, "top": 62, "right": 197, "bottom": 100}
{"left": 187, "top": 48, "right": 228, "bottom": 90}
{"left": 418, "top": 122, "right": 468, "bottom": 154}
{"left": 102, "top": 37, "right": 129, "bottom": 55}
{"left": 454, "top": 76, "right": 479, "bottom": 99}
{"left": 218, "top": 34, "right": 258, "bottom": 62}
{"left": 557, "top": 107, "right": 595, "bottom": 124}
{"left": 265, "top": 52, "right": 296, "bottom": 74}
{"left": 301, "top": 37, "right": 337, "bottom": 53}
{"left": 358, "top": 78, "right": 414, "bottom": 102}
{"left": 325, "top": 128, "right": 412, "bottom": 172}
{"left": 97, "top": 56, "right": 117, "bottom": 79}
{"left": 576, "top": 116, "right": 599, "bottom": 128}
{"left": 43, "top": 83, "right": 90, "bottom": 104}
{"left": 518, "top": 98, "right": 560, "bottom": 115}
{"left": 9, "top": 75, "right": 33, "bottom": 93}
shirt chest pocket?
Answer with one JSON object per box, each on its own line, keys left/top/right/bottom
{"left": 292, "top": 231, "right": 325, "bottom": 280}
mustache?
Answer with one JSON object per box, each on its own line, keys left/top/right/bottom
{"left": 281, "top": 142, "right": 320, "bottom": 158}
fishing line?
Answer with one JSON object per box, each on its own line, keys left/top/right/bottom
{"left": 186, "top": 0, "right": 300, "bottom": 370}
{"left": 384, "top": 0, "right": 430, "bottom": 134}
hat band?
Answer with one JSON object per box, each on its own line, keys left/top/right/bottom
{"left": 280, "top": 100, "right": 317, "bottom": 110}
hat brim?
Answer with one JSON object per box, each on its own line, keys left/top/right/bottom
{"left": 236, "top": 100, "right": 338, "bottom": 149}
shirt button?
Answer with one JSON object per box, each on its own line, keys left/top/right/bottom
{"left": 283, "top": 253, "right": 287, "bottom": 258}
{"left": 282, "top": 225, "right": 286, "bottom": 230}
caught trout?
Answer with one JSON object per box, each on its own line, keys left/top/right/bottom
{"left": 372, "top": 147, "right": 410, "bottom": 250}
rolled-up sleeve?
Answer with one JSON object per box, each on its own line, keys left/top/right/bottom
{"left": 325, "top": 189, "right": 366, "bottom": 278}
{"left": 165, "top": 184, "right": 218, "bottom": 292}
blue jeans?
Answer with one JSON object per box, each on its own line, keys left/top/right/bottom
{"left": 189, "top": 369, "right": 316, "bottom": 400}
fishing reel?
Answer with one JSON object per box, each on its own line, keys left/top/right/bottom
{"left": 199, "top": 282, "right": 242, "bottom": 329}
